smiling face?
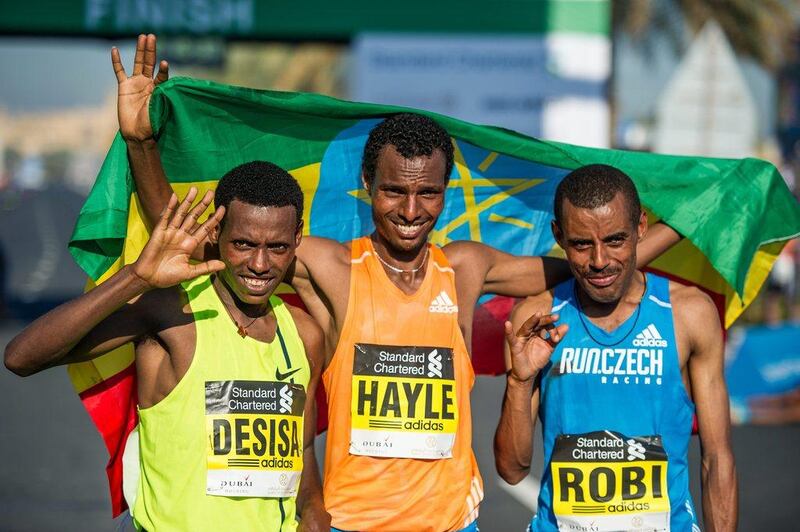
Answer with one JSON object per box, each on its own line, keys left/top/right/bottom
{"left": 365, "top": 144, "right": 447, "bottom": 257}
{"left": 212, "top": 200, "right": 301, "bottom": 306}
{"left": 553, "top": 192, "right": 647, "bottom": 304}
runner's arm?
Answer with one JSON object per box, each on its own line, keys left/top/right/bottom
{"left": 449, "top": 222, "right": 681, "bottom": 297}
{"left": 685, "top": 291, "right": 738, "bottom": 531}
{"left": 4, "top": 265, "right": 155, "bottom": 375}
{"left": 5, "top": 191, "right": 224, "bottom": 376}
{"left": 494, "top": 296, "right": 564, "bottom": 484}
{"left": 112, "top": 33, "right": 174, "bottom": 233}
{"left": 292, "top": 308, "right": 331, "bottom": 531}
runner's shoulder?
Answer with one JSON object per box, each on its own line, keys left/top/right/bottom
{"left": 667, "top": 281, "right": 720, "bottom": 333}
{"left": 298, "top": 235, "right": 350, "bottom": 266}
{"left": 285, "top": 303, "right": 325, "bottom": 366}
{"left": 286, "top": 303, "right": 323, "bottom": 338}
{"left": 442, "top": 240, "right": 494, "bottom": 270}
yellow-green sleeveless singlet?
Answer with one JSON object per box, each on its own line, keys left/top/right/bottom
{"left": 133, "top": 275, "right": 310, "bottom": 531}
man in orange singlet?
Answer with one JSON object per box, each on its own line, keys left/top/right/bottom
{"left": 117, "top": 35, "right": 680, "bottom": 531}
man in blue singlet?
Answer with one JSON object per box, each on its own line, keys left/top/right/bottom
{"left": 494, "top": 164, "right": 737, "bottom": 531}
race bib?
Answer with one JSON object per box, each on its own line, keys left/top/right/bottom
{"left": 205, "top": 380, "right": 306, "bottom": 497}
{"left": 551, "top": 431, "right": 671, "bottom": 532}
{"left": 350, "top": 343, "right": 458, "bottom": 459}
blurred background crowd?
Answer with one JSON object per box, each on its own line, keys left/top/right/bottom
{"left": 0, "top": 1, "right": 798, "bottom": 529}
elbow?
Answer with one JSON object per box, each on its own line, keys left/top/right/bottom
{"left": 495, "top": 457, "right": 529, "bottom": 485}
{"left": 4, "top": 341, "right": 37, "bottom": 377}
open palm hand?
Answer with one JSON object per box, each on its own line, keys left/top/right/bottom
{"left": 112, "top": 34, "right": 169, "bottom": 142}
{"left": 132, "top": 188, "right": 225, "bottom": 289}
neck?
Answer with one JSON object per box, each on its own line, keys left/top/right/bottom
{"left": 370, "top": 233, "right": 429, "bottom": 270}
{"left": 576, "top": 271, "right": 646, "bottom": 319}
{"left": 212, "top": 275, "right": 270, "bottom": 319}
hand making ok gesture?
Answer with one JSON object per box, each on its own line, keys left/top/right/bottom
{"left": 505, "top": 312, "right": 569, "bottom": 383}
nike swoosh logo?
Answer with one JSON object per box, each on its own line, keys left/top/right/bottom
{"left": 276, "top": 367, "right": 301, "bottom": 381}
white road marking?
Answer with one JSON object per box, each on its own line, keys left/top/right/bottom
{"left": 497, "top": 475, "right": 540, "bottom": 513}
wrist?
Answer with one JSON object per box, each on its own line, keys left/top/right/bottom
{"left": 507, "top": 370, "right": 537, "bottom": 387}
{"left": 125, "top": 137, "right": 158, "bottom": 151}
{"left": 124, "top": 264, "right": 156, "bottom": 293}
{"left": 300, "top": 499, "right": 330, "bottom": 524}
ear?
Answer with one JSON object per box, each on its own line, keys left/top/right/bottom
{"left": 361, "top": 171, "right": 371, "bottom": 194}
{"left": 636, "top": 210, "right": 648, "bottom": 240}
{"left": 295, "top": 219, "right": 304, "bottom": 247}
{"left": 209, "top": 221, "right": 221, "bottom": 245}
{"left": 551, "top": 219, "right": 564, "bottom": 247}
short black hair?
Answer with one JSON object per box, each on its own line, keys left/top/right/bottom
{"left": 554, "top": 164, "right": 641, "bottom": 229}
{"left": 362, "top": 113, "right": 454, "bottom": 185}
{"left": 214, "top": 161, "right": 303, "bottom": 225}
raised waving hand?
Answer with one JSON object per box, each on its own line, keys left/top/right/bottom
{"left": 505, "top": 312, "right": 569, "bottom": 383}
{"left": 132, "top": 188, "right": 225, "bottom": 289}
{"left": 112, "top": 33, "right": 169, "bottom": 142}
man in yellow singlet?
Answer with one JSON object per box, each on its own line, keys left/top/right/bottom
{"left": 117, "top": 35, "right": 681, "bottom": 531}
{"left": 5, "top": 162, "right": 330, "bottom": 531}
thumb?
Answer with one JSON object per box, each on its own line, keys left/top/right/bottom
{"left": 504, "top": 321, "right": 516, "bottom": 345}
{"left": 189, "top": 260, "right": 226, "bottom": 279}
{"left": 548, "top": 324, "right": 569, "bottom": 347}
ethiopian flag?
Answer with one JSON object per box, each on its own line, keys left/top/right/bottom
{"left": 68, "top": 78, "right": 799, "bottom": 515}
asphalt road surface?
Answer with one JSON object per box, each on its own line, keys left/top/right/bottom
{"left": 1, "top": 321, "right": 798, "bottom": 531}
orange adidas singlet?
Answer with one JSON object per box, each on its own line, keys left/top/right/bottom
{"left": 322, "top": 237, "right": 483, "bottom": 531}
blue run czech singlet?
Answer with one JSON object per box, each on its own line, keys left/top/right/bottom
{"left": 532, "top": 273, "right": 700, "bottom": 532}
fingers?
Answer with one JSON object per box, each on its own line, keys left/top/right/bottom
{"left": 142, "top": 34, "right": 157, "bottom": 78}
{"left": 547, "top": 324, "right": 569, "bottom": 347}
{"left": 191, "top": 259, "right": 227, "bottom": 278}
{"left": 111, "top": 47, "right": 127, "bottom": 84}
{"left": 155, "top": 60, "right": 170, "bottom": 85}
{"left": 156, "top": 193, "right": 179, "bottom": 232}
{"left": 196, "top": 205, "right": 225, "bottom": 241}
{"left": 516, "top": 312, "right": 559, "bottom": 338}
{"left": 169, "top": 187, "right": 199, "bottom": 229}
{"left": 504, "top": 320, "right": 517, "bottom": 346}
{"left": 515, "top": 311, "right": 541, "bottom": 338}
{"left": 180, "top": 189, "right": 214, "bottom": 233}
{"left": 133, "top": 34, "right": 146, "bottom": 76}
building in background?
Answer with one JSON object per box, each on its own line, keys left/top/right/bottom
{"left": 352, "top": 1, "right": 611, "bottom": 147}
{"left": 653, "top": 21, "right": 758, "bottom": 158}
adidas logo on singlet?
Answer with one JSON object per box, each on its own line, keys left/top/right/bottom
{"left": 632, "top": 323, "right": 668, "bottom": 348}
{"left": 429, "top": 291, "right": 458, "bottom": 314}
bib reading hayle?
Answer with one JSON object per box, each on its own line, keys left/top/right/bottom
{"left": 350, "top": 343, "right": 458, "bottom": 458}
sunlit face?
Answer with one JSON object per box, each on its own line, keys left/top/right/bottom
{"left": 211, "top": 200, "right": 302, "bottom": 305}
{"left": 365, "top": 145, "right": 447, "bottom": 256}
{"left": 552, "top": 193, "right": 647, "bottom": 304}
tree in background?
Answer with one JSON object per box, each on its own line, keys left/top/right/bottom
{"left": 614, "top": 0, "right": 796, "bottom": 70}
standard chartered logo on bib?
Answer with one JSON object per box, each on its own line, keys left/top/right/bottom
{"left": 279, "top": 384, "right": 294, "bottom": 413}
{"left": 427, "top": 349, "right": 443, "bottom": 378}
{"left": 349, "top": 343, "right": 458, "bottom": 459}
